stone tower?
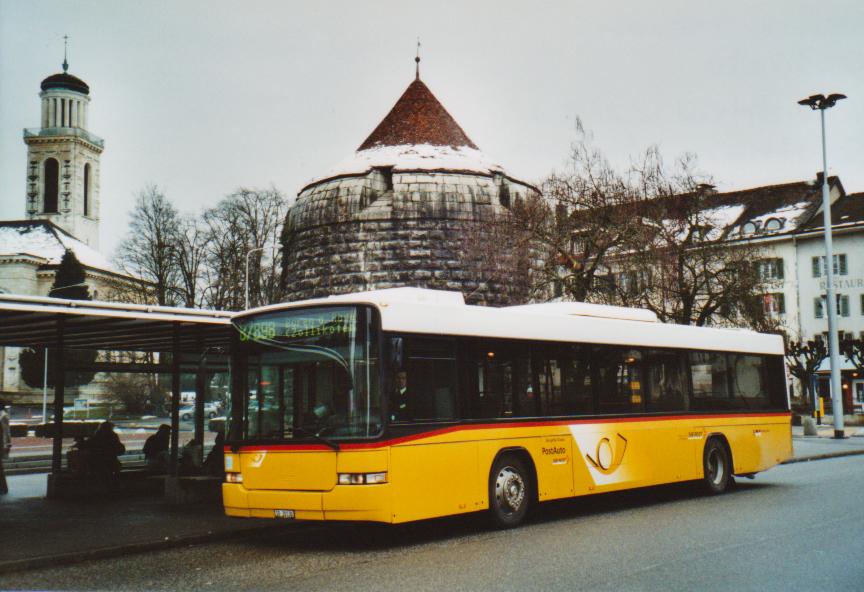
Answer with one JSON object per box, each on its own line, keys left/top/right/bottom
{"left": 281, "top": 68, "right": 537, "bottom": 306}
{"left": 23, "top": 55, "right": 103, "bottom": 248}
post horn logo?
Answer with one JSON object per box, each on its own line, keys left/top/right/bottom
{"left": 585, "top": 433, "right": 628, "bottom": 475}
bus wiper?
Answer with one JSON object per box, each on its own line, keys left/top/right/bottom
{"left": 293, "top": 426, "right": 340, "bottom": 451}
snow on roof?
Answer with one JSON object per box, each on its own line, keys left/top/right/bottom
{"left": 307, "top": 143, "right": 507, "bottom": 187}
{"left": 0, "top": 221, "right": 120, "bottom": 275}
{"left": 303, "top": 76, "right": 534, "bottom": 190}
{"left": 703, "top": 204, "right": 747, "bottom": 229}
{"left": 747, "top": 201, "right": 812, "bottom": 231}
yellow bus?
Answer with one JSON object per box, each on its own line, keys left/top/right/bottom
{"left": 223, "top": 288, "right": 792, "bottom": 527}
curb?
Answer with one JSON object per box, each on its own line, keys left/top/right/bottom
{"left": 782, "top": 449, "right": 864, "bottom": 465}
{"left": 0, "top": 523, "right": 304, "bottom": 575}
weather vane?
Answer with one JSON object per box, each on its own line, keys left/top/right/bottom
{"left": 415, "top": 37, "right": 421, "bottom": 80}
{"left": 62, "top": 34, "right": 69, "bottom": 73}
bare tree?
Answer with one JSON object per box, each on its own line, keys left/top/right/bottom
{"left": 201, "top": 188, "right": 288, "bottom": 310}
{"left": 496, "top": 125, "right": 647, "bottom": 302}
{"left": 457, "top": 199, "right": 537, "bottom": 305}
{"left": 491, "top": 129, "right": 770, "bottom": 329}
{"left": 173, "top": 215, "right": 207, "bottom": 308}
{"left": 114, "top": 185, "right": 181, "bottom": 306}
{"left": 786, "top": 339, "right": 828, "bottom": 411}
{"left": 841, "top": 337, "right": 864, "bottom": 374}
{"left": 589, "top": 148, "right": 767, "bottom": 328}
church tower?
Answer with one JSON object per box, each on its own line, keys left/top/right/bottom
{"left": 23, "top": 49, "right": 103, "bottom": 248}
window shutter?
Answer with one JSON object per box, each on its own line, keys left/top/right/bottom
{"left": 775, "top": 258, "right": 784, "bottom": 280}
{"left": 812, "top": 257, "right": 820, "bottom": 278}
{"left": 839, "top": 254, "right": 848, "bottom": 275}
{"left": 841, "top": 295, "right": 849, "bottom": 317}
{"left": 778, "top": 293, "right": 786, "bottom": 314}
{"left": 814, "top": 298, "right": 823, "bottom": 319}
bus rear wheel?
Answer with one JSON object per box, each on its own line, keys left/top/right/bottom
{"left": 702, "top": 438, "right": 732, "bottom": 494}
{"left": 488, "top": 455, "right": 531, "bottom": 528}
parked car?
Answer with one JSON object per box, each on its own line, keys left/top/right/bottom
{"left": 179, "top": 402, "right": 222, "bottom": 420}
{"left": 204, "top": 401, "right": 221, "bottom": 418}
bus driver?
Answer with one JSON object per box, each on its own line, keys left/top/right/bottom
{"left": 390, "top": 370, "right": 410, "bottom": 422}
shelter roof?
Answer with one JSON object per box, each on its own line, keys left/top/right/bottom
{"left": 0, "top": 294, "right": 232, "bottom": 352}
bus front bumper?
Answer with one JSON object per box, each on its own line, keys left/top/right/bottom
{"left": 223, "top": 482, "right": 392, "bottom": 523}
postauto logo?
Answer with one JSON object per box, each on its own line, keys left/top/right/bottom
{"left": 584, "top": 433, "right": 628, "bottom": 475}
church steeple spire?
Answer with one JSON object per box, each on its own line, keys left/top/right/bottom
{"left": 415, "top": 38, "right": 421, "bottom": 80}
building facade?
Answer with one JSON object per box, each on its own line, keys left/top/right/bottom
{"left": 740, "top": 186, "right": 864, "bottom": 410}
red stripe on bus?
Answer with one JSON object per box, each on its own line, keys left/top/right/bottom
{"left": 227, "top": 411, "right": 791, "bottom": 453}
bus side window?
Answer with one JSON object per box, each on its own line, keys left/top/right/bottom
{"left": 689, "top": 351, "right": 731, "bottom": 410}
{"left": 644, "top": 350, "right": 688, "bottom": 412}
{"left": 401, "top": 337, "right": 457, "bottom": 422}
{"left": 531, "top": 345, "right": 560, "bottom": 417}
{"left": 460, "top": 339, "right": 513, "bottom": 419}
{"left": 594, "top": 348, "right": 644, "bottom": 415}
{"left": 729, "top": 354, "right": 771, "bottom": 409}
{"left": 560, "top": 345, "right": 594, "bottom": 415}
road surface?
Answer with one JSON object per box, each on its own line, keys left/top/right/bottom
{"left": 5, "top": 456, "right": 863, "bottom": 591}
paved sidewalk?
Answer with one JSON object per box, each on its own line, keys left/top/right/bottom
{"left": 0, "top": 479, "right": 285, "bottom": 574}
{"left": 789, "top": 422, "right": 864, "bottom": 463}
{"left": 2, "top": 427, "right": 863, "bottom": 575}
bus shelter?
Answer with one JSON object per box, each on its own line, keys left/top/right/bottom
{"left": 0, "top": 294, "right": 234, "bottom": 498}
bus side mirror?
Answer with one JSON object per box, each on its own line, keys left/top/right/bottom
{"left": 389, "top": 337, "right": 404, "bottom": 368}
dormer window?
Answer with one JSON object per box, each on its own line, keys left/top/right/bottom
{"left": 741, "top": 221, "right": 758, "bottom": 235}
{"left": 763, "top": 218, "right": 783, "bottom": 232}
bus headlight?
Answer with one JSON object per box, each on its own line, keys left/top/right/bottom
{"left": 225, "top": 472, "right": 243, "bottom": 484}
{"left": 338, "top": 472, "right": 387, "bottom": 485}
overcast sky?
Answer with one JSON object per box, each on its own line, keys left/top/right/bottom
{"left": 1, "top": 0, "right": 862, "bottom": 255}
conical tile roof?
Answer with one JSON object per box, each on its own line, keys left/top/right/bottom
{"left": 358, "top": 79, "right": 478, "bottom": 150}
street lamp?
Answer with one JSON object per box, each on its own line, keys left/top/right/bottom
{"left": 43, "top": 281, "right": 90, "bottom": 419}
{"left": 245, "top": 247, "right": 264, "bottom": 310}
{"left": 798, "top": 92, "right": 847, "bottom": 439}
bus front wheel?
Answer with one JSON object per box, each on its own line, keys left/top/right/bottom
{"left": 488, "top": 455, "right": 531, "bottom": 528}
{"left": 702, "top": 438, "right": 733, "bottom": 494}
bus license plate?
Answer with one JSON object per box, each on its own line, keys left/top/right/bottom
{"left": 274, "top": 509, "right": 295, "bottom": 519}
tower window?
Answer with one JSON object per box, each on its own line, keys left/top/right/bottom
{"left": 61, "top": 99, "right": 66, "bottom": 127}
{"left": 43, "top": 158, "right": 59, "bottom": 213}
{"left": 83, "top": 163, "right": 90, "bottom": 216}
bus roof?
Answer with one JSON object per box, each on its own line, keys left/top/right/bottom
{"left": 238, "top": 288, "right": 785, "bottom": 356}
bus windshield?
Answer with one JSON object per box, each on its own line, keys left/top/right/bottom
{"left": 232, "top": 305, "right": 381, "bottom": 441}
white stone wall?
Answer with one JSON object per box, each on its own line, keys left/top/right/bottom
{"left": 754, "top": 240, "right": 801, "bottom": 338}
{"left": 25, "top": 137, "right": 102, "bottom": 249}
